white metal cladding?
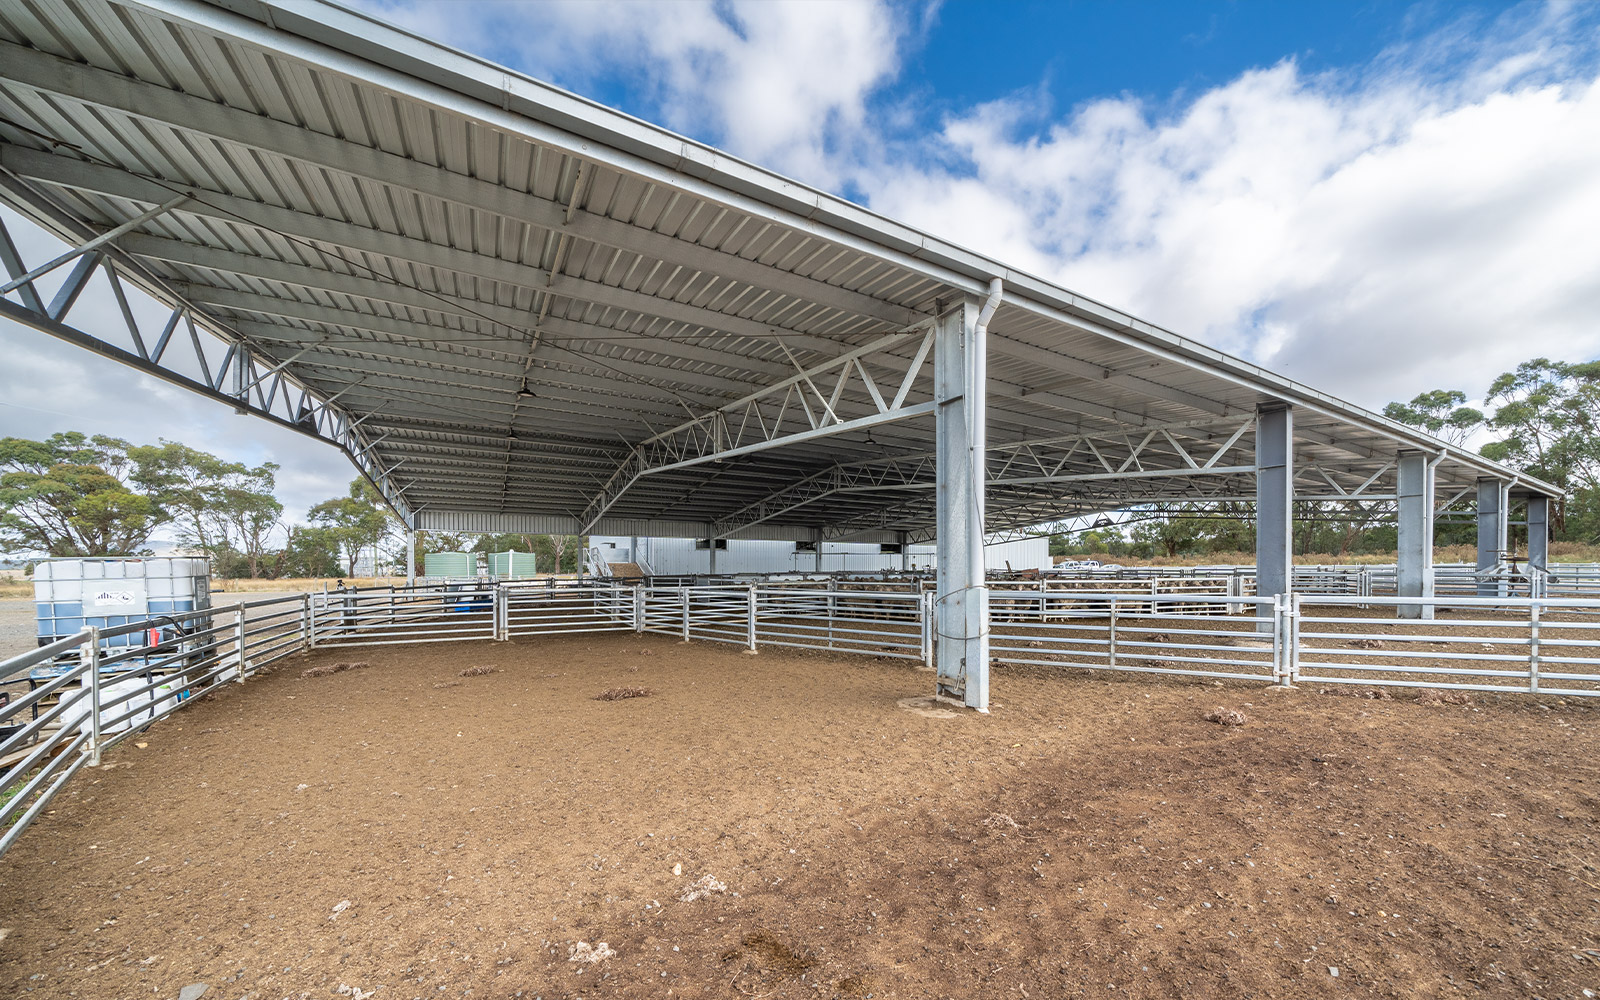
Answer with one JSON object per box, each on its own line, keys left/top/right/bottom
{"left": 0, "top": 0, "right": 1560, "bottom": 542}
{"left": 592, "top": 535, "right": 1049, "bottom": 575}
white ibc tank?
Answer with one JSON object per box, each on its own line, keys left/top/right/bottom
{"left": 34, "top": 557, "right": 212, "bottom": 644}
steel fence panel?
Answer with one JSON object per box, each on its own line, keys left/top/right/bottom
{"left": 751, "top": 587, "right": 923, "bottom": 660}
{"left": 314, "top": 586, "right": 496, "bottom": 646}
{"left": 1296, "top": 594, "right": 1600, "bottom": 694}
{"left": 990, "top": 593, "right": 1280, "bottom": 682}
{"left": 504, "top": 582, "right": 638, "bottom": 635}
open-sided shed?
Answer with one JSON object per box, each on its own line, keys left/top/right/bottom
{"left": 0, "top": 0, "right": 1558, "bottom": 708}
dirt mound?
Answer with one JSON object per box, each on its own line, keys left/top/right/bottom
{"left": 1204, "top": 705, "right": 1248, "bottom": 726}
{"left": 300, "top": 660, "right": 369, "bottom": 678}
{"left": 595, "top": 685, "right": 652, "bottom": 701}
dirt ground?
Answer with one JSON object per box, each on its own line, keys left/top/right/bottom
{"left": 0, "top": 633, "right": 1597, "bottom": 1000}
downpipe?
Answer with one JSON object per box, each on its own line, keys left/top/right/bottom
{"left": 967, "top": 277, "right": 1003, "bottom": 589}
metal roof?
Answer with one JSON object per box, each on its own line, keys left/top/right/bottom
{"left": 0, "top": 0, "right": 1558, "bottom": 542}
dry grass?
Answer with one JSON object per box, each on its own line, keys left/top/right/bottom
{"left": 214, "top": 577, "right": 407, "bottom": 593}
{"left": 594, "top": 686, "right": 652, "bottom": 701}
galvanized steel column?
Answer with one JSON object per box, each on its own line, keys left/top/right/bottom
{"left": 934, "top": 298, "right": 988, "bottom": 710}
{"left": 1396, "top": 450, "right": 1435, "bottom": 620}
{"left": 1255, "top": 403, "right": 1293, "bottom": 632}
{"left": 1477, "top": 478, "right": 1509, "bottom": 596}
{"left": 1527, "top": 495, "right": 1550, "bottom": 581}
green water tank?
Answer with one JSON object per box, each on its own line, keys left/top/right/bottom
{"left": 488, "top": 550, "right": 537, "bottom": 578}
{"left": 425, "top": 551, "right": 475, "bottom": 578}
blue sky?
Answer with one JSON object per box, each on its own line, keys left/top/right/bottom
{"left": 3, "top": 0, "right": 1599, "bottom": 530}
{"left": 912, "top": 1, "right": 1489, "bottom": 111}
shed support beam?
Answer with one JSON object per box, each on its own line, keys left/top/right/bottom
{"left": 1255, "top": 403, "right": 1293, "bottom": 633}
{"left": 1477, "top": 478, "right": 1509, "bottom": 597}
{"left": 1396, "top": 450, "right": 1435, "bottom": 620}
{"left": 934, "top": 296, "right": 989, "bottom": 710}
{"left": 1527, "top": 495, "right": 1550, "bottom": 584}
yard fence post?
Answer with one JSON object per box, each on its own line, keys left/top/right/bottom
{"left": 1271, "top": 595, "right": 1286, "bottom": 685}
{"left": 1274, "top": 593, "right": 1302, "bottom": 686}
{"left": 923, "top": 590, "right": 936, "bottom": 669}
{"left": 746, "top": 585, "right": 759, "bottom": 653}
{"left": 234, "top": 604, "right": 249, "bottom": 682}
{"left": 634, "top": 585, "right": 646, "bottom": 633}
{"left": 494, "top": 583, "right": 509, "bottom": 641}
{"left": 1286, "top": 592, "right": 1299, "bottom": 684}
{"left": 680, "top": 585, "right": 691, "bottom": 642}
{"left": 1108, "top": 599, "right": 1118, "bottom": 669}
{"left": 306, "top": 593, "right": 318, "bottom": 651}
{"left": 85, "top": 626, "right": 101, "bottom": 767}
{"left": 1529, "top": 600, "right": 1541, "bottom": 694}
{"left": 827, "top": 579, "right": 837, "bottom": 650}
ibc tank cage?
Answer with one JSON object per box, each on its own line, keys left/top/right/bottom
{"left": 33, "top": 557, "right": 212, "bottom": 648}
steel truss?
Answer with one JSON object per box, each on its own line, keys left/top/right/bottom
{"left": 578, "top": 326, "right": 941, "bottom": 531}
{"left": 0, "top": 190, "right": 412, "bottom": 522}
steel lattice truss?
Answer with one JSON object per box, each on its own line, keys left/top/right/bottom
{"left": 0, "top": 0, "right": 1557, "bottom": 542}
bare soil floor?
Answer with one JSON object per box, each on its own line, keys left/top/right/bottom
{"left": 0, "top": 635, "right": 1597, "bottom": 999}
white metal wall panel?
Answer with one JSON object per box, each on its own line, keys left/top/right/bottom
{"left": 593, "top": 535, "right": 1048, "bottom": 574}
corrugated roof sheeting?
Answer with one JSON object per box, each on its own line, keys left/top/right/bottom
{"left": 0, "top": 0, "right": 1558, "bottom": 541}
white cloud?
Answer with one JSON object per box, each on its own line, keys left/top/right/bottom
{"left": 358, "top": 0, "right": 913, "bottom": 185}
{"left": 849, "top": 11, "right": 1600, "bottom": 407}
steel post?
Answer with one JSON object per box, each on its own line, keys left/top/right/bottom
{"left": 234, "top": 605, "right": 248, "bottom": 682}
{"left": 934, "top": 297, "right": 989, "bottom": 710}
{"left": 1529, "top": 601, "right": 1541, "bottom": 693}
{"left": 1478, "top": 478, "right": 1509, "bottom": 597}
{"left": 1528, "top": 495, "right": 1550, "bottom": 592}
{"left": 85, "top": 626, "right": 102, "bottom": 767}
{"left": 302, "top": 593, "right": 314, "bottom": 651}
{"left": 746, "top": 585, "right": 758, "bottom": 653}
{"left": 1108, "top": 602, "right": 1118, "bottom": 670}
{"left": 1396, "top": 450, "right": 1435, "bottom": 620}
{"left": 1254, "top": 403, "right": 1293, "bottom": 633}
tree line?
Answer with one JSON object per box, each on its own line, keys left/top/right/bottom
{"left": 0, "top": 432, "right": 583, "bottom": 577}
